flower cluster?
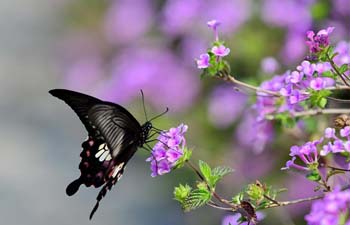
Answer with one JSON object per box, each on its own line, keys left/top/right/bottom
{"left": 147, "top": 124, "right": 188, "bottom": 177}
{"left": 305, "top": 187, "right": 350, "bottom": 225}
{"left": 283, "top": 126, "right": 350, "bottom": 171}
{"left": 196, "top": 20, "right": 230, "bottom": 70}
{"left": 321, "top": 127, "right": 350, "bottom": 156}
{"left": 282, "top": 139, "right": 322, "bottom": 171}
{"left": 306, "top": 27, "right": 334, "bottom": 54}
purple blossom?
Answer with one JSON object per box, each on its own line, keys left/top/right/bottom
{"left": 207, "top": 19, "right": 221, "bottom": 41}
{"left": 309, "top": 77, "right": 325, "bottom": 90}
{"left": 104, "top": 0, "right": 154, "bottom": 45}
{"left": 282, "top": 139, "right": 322, "bottom": 171}
{"left": 306, "top": 27, "right": 335, "bottom": 53}
{"left": 196, "top": 53, "right": 210, "bottom": 69}
{"left": 147, "top": 124, "right": 188, "bottom": 177}
{"left": 324, "top": 127, "right": 336, "bottom": 139}
{"left": 97, "top": 47, "right": 199, "bottom": 112}
{"left": 340, "top": 126, "right": 350, "bottom": 138}
{"left": 207, "top": 19, "right": 221, "bottom": 29}
{"left": 305, "top": 187, "right": 350, "bottom": 225}
{"left": 211, "top": 45, "right": 230, "bottom": 57}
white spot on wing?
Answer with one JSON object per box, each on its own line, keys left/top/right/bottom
{"left": 112, "top": 162, "right": 125, "bottom": 178}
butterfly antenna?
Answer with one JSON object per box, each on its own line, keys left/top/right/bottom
{"left": 149, "top": 107, "right": 169, "bottom": 122}
{"left": 140, "top": 90, "right": 149, "bottom": 121}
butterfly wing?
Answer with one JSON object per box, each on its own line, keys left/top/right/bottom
{"left": 49, "top": 89, "right": 144, "bottom": 218}
{"left": 49, "top": 89, "right": 103, "bottom": 137}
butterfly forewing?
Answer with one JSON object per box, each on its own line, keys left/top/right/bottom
{"left": 88, "top": 104, "right": 141, "bottom": 157}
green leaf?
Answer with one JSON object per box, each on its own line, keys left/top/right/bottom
{"left": 306, "top": 170, "right": 321, "bottom": 181}
{"left": 182, "top": 189, "right": 211, "bottom": 212}
{"left": 208, "top": 166, "right": 234, "bottom": 188}
{"left": 174, "top": 184, "right": 192, "bottom": 203}
{"left": 173, "top": 147, "right": 192, "bottom": 169}
{"left": 318, "top": 97, "right": 327, "bottom": 108}
{"left": 212, "top": 166, "right": 234, "bottom": 178}
{"left": 274, "top": 112, "right": 296, "bottom": 128}
{"left": 339, "top": 64, "right": 349, "bottom": 74}
{"left": 199, "top": 160, "right": 212, "bottom": 182}
{"left": 246, "top": 183, "right": 264, "bottom": 202}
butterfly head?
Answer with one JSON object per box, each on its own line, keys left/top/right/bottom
{"left": 140, "top": 121, "right": 152, "bottom": 146}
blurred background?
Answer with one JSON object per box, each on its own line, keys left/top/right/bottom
{"left": 0, "top": 0, "right": 349, "bottom": 224}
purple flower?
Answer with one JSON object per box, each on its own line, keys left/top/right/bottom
{"left": 207, "top": 19, "right": 221, "bottom": 29}
{"left": 340, "top": 126, "right": 350, "bottom": 138}
{"left": 290, "top": 71, "right": 303, "bottom": 84}
{"left": 305, "top": 187, "right": 350, "bottom": 225}
{"left": 211, "top": 45, "right": 230, "bottom": 57}
{"left": 207, "top": 19, "right": 221, "bottom": 41}
{"left": 306, "top": 27, "right": 335, "bottom": 53}
{"left": 282, "top": 139, "right": 322, "bottom": 171}
{"left": 324, "top": 127, "right": 336, "bottom": 139}
{"left": 196, "top": 53, "right": 210, "bottom": 69}
{"left": 148, "top": 124, "right": 188, "bottom": 177}
{"left": 310, "top": 77, "right": 325, "bottom": 90}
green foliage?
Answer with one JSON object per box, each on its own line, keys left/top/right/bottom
{"left": 309, "top": 89, "right": 331, "bottom": 108}
{"left": 173, "top": 147, "right": 192, "bottom": 169}
{"left": 306, "top": 170, "right": 321, "bottom": 181}
{"left": 182, "top": 189, "right": 211, "bottom": 212}
{"left": 246, "top": 183, "right": 264, "bottom": 203}
{"left": 274, "top": 112, "right": 296, "bottom": 128}
{"left": 174, "top": 184, "right": 192, "bottom": 204}
{"left": 199, "top": 160, "right": 234, "bottom": 189}
{"left": 339, "top": 64, "right": 349, "bottom": 74}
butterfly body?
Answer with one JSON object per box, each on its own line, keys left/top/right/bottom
{"left": 49, "top": 89, "right": 153, "bottom": 219}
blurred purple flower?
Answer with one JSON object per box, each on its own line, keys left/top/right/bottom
{"left": 196, "top": 53, "right": 210, "bottom": 69}
{"left": 205, "top": 0, "right": 251, "bottom": 34}
{"left": 261, "top": 57, "right": 279, "bottom": 74}
{"left": 235, "top": 111, "right": 274, "bottom": 153}
{"left": 207, "top": 19, "right": 221, "bottom": 29}
{"left": 161, "top": 0, "right": 201, "bottom": 36}
{"left": 208, "top": 85, "right": 248, "bottom": 128}
{"left": 64, "top": 56, "right": 103, "bottom": 91}
{"left": 334, "top": 41, "right": 350, "bottom": 68}
{"left": 305, "top": 187, "right": 350, "bottom": 225}
{"left": 333, "top": 0, "right": 350, "bottom": 17}
{"left": 211, "top": 45, "right": 230, "bottom": 57}
{"left": 104, "top": 0, "right": 154, "bottom": 45}
{"left": 161, "top": 0, "right": 251, "bottom": 36}
{"left": 97, "top": 47, "right": 199, "bottom": 112}
{"left": 282, "top": 31, "right": 307, "bottom": 63}
{"left": 261, "top": 0, "right": 312, "bottom": 31}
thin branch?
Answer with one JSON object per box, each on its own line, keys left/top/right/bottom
{"left": 326, "top": 53, "right": 350, "bottom": 86}
{"left": 263, "top": 195, "right": 323, "bottom": 209}
{"left": 224, "top": 75, "right": 281, "bottom": 97}
{"left": 327, "top": 165, "right": 350, "bottom": 172}
{"left": 266, "top": 108, "right": 350, "bottom": 120}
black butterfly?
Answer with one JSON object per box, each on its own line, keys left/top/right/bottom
{"left": 49, "top": 89, "right": 166, "bottom": 219}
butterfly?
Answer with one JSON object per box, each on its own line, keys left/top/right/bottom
{"left": 49, "top": 89, "right": 167, "bottom": 219}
